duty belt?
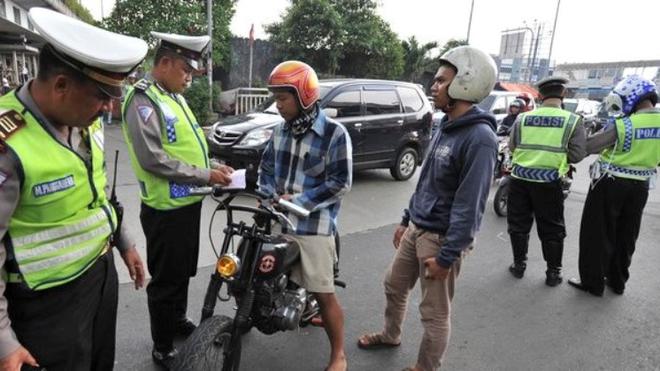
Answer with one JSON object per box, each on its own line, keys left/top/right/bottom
{"left": 512, "top": 165, "right": 559, "bottom": 182}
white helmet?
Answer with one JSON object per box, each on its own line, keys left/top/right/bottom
{"left": 604, "top": 75, "right": 658, "bottom": 117}
{"left": 439, "top": 46, "right": 497, "bottom": 103}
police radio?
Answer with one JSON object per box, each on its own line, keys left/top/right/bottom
{"left": 109, "top": 150, "right": 123, "bottom": 246}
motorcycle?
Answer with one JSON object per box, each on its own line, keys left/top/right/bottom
{"left": 493, "top": 161, "right": 575, "bottom": 218}
{"left": 173, "top": 187, "right": 342, "bottom": 371}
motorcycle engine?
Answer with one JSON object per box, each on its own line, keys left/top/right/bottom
{"left": 254, "top": 276, "right": 308, "bottom": 334}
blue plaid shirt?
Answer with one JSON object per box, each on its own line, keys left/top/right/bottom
{"left": 258, "top": 111, "right": 352, "bottom": 236}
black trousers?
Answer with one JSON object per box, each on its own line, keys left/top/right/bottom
{"left": 507, "top": 178, "right": 566, "bottom": 267}
{"left": 141, "top": 201, "right": 202, "bottom": 351}
{"left": 578, "top": 176, "right": 649, "bottom": 292}
{"left": 6, "top": 251, "right": 118, "bottom": 371}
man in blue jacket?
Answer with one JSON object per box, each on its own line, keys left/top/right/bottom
{"left": 357, "top": 46, "right": 498, "bottom": 371}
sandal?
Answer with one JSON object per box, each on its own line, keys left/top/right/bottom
{"left": 356, "top": 333, "right": 401, "bottom": 350}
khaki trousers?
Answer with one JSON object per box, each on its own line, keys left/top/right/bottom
{"left": 381, "top": 223, "right": 463, "bottom": 371}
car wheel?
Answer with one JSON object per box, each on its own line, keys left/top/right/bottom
{"left": 390, "top": 147, "right": 418, "bottom": 181}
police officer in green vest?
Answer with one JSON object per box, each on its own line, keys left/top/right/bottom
{"left": 0, "top": 8, "right": 147, "bottom": 371}
{"left": 507, "top": 77, "right": 586, "bottom": 286}
{"left": 121, "top": 32, "right": 233, "bottom": 368}
{"left": 568, "top": 75, "right": 660, "bottom": 296}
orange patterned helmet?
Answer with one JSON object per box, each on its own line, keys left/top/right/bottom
{"left": 268, "top": 60, "right": 320, "bottom": 110}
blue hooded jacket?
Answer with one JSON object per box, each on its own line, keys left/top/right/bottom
{"left": 403, "top": 106, "right": 497, "bottom": 268}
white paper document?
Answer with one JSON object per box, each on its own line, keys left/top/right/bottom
{"left": 222, "top": 169, "right": 247, "bottom": 189}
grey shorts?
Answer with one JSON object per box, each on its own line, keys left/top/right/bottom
{"left": 284, "top": 234, "right": 337, "bottom": 293}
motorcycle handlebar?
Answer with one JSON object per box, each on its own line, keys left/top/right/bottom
{"left": 188, "top": 186, "right": 311, "bottom": 218}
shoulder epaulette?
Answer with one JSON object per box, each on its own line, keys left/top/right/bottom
{"left": 134, "top": 79, "right": 152, "bottom": 92}
{"left": 0, "top": 109, "right": 25, "bottom": 152}
{"left": 0, "top": 109, "right": 26, "bottom": 141}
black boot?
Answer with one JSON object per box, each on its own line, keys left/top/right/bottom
{"left": 545, "top": 267, "right": 563, "bottom": 287}
{"left": 509, "top": 233, "right": 529, "bottom": 278}
{"left": 542, "top": 240, "right": 563, "bottom": 287}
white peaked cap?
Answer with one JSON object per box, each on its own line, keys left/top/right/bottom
{"left": 151, "top": 31, "right": 210, "bottom": 70}
{"left": 28, "top": 7, "right": 148, "bottom": 97}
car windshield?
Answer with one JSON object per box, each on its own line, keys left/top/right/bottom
{"left": 259, "top": 85, "right": 333, "bottom": 114}
{"left": 564, "top": 102, "right": 578, "bottom": 113}
{"left": 477, "top": 95, "right": 496, "bottom": 111}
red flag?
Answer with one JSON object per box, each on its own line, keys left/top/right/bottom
{"left": 249, "top": 24, "right": 255, "bottom": 47}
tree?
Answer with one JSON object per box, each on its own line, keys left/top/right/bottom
{"left": 265, "top": 0, "right": 344, "bottom": 75}
{"left": 64, "top": 0, "right": 96, "bottom": 25}
{"left": 438, "top": 39, "right": 468, "bottom": 58}
{"left": 401, "top": 36, "right": 437, "bottom": 82}
{"left": 423, "top": 38, "right": 469, "bottom": 76}
{"left": 103, "top": 0, "right": 236, "bottom": 68}
{"left": 267, "top": 0, "right": 404, "bottom": 79}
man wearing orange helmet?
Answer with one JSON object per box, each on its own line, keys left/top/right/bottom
{"left": 259, "top": 60, "right": 352, "bottom": 371}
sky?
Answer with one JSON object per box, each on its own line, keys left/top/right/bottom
{"left": 83, "top": 0, "right": 660, "bottom": 65}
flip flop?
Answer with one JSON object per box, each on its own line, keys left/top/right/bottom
{"left": 357, "top": 333, "right": 401, "bottom": 350}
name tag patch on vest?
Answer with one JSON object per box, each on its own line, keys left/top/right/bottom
{"left": 635, "top": 127, "right": 660, "bottom": 139}
{"left": 524, "top": 116, "right": 565, "bottom": 128}
{"left": 33, "top": 175, "right": 75, "bottom": 197}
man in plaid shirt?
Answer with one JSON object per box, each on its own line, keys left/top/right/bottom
{"left": 259, "top": 61, "right": 352, "bottom": 371}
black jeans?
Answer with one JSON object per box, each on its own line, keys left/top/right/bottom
{"left": 578, "top": 176, "right": 648, "bottom": 292}
{"left": 141, "top": 201, "right": 202, "bottom": 351}
{"left": 7, "top": 251, "right": 118, "bottom": 371}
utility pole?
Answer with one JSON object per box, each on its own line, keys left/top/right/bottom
{"left": 466, "top": 0, "right": 475, "bottom": 43}
{"left": 546, "top": 0, "right": 561, "bottom": 78}
{"left": 207, "top": 0, "right": 213, "bottom": 113}
{"left": 529, "top": 22, "right": 542, "bottom": 83}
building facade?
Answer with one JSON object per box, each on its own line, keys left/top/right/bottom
{"left": 0, "top": 0, "right": 75, "bottom": 87}
{"left": 554, "top": 60, "right": 660, "bottom": 100}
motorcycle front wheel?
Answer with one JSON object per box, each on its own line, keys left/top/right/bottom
{"left": 173, "top": 315, "right": 239, "bottom": 371}
{"left": 493, "top": 183, "right": 508, "bottom": 217}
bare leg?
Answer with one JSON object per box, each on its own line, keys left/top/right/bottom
{"left": 315, "top": 292, "right": 347, "bottom": 371}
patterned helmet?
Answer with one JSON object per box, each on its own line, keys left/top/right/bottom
{"left": 604, "top": 75, "right": 658, "bottom": 116}
{"left": 268, "top": 60, "right": 320, "bottom": 110}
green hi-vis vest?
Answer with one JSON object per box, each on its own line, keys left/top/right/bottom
{"left": 598, "top": 112, "right": 660, "bottom": 181}
{"left": 121, "top": 80, "right": 209, "bottom": 210}
{"left": 0, "top": 92, "right": 116, "bottom": 291}
{"left": 511, "top": 107, "right": 579, "bottom": 182}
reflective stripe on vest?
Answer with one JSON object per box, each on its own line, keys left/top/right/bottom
{"left": 121, "top": 81, "right": 209, "bottom": 210}
{"left": 512, "top": 166, "right": 560, "bottom": 182}
{"left": 1, "top": 92, "right": 115, "bottom": 290}
{"left": 599, "top": 113, "right": 660, "bottom": 181}
{"left": 512, "top": 107, "right": 577, "bottom": 182}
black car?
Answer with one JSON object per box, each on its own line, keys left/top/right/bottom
{"left": 207, "top": 79, "right": 433, "bottom": 184}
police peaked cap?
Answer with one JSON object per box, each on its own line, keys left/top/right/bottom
{"left": 151, "top": 32, "right": 210, "bottom": 71}
{"left": 28, "top": 7, "right": 148, "bottom": 98}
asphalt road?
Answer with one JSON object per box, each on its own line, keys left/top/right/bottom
{"left": 104, "top": 124, "right": 660, "bottom": 371}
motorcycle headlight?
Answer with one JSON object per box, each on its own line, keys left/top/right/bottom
{"left": 216, "top": 253, "right": 241, "bottom": 278}
{"left": 238, "top": 129, "right": 273, "bottom": 147}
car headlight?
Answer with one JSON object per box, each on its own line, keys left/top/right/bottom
{"left": 216, "top": 253, "right": 241, "bottom": 278}
{"left": 238, "top": 129, "right": 273, "bottom": 146}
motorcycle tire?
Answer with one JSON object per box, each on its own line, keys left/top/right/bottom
{"left": 173, "top": 315, "right": 238, "bottom": 371}
{"left": 493, "top": 184, "right": 508, "bottom": 217}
